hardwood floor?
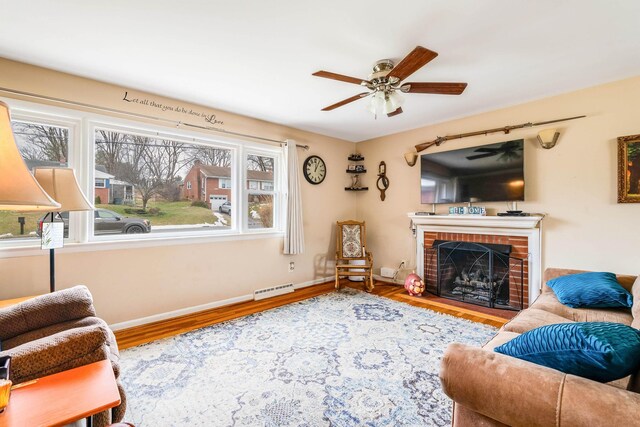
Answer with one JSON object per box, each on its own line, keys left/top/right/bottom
{"left": 114, "top": 279, "right": 511, "bottom": 350}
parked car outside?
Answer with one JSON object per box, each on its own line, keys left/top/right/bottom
{"left": 37, "top": 208, "right": 151, "bottom": 237}
{"left": 219, "top": 201, "right": 231, "bottom": 215}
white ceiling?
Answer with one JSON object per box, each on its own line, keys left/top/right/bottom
{"left": 0, "top": 1, "right": 639, "bottom": 142}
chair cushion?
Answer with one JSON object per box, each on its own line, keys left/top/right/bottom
{"left": 547, "top": 272, "right": 633, "bottom": 309}
{"left": 342, "top": 224, "right": 362, "bottom": 257}
{"left": 495, "top": 322, "right": 640, "bottom": 383}
{"left": 502, "top": 308, "right": 573, "bottom": 334}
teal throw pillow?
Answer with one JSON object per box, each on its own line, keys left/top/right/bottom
{"left": 547, "top": 272, "right": 632, "bottom": 308}
{"left": 495, "top": 322, "right": 640, "bottom": 382}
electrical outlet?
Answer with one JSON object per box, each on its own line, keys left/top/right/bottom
{"left": 288, "top": 261, "right": 295, "bottom": 272}
{"left": 400, "top": 260, "right": 407, "bottom": 268}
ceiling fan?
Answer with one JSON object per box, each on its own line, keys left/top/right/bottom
{"left": 466, "top": 141, "right": 523, "bottom": 161}
{"left": 312, "top": 46, "right": 467, "bottom": 117}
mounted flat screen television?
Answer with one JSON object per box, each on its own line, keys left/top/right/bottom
{"left": 421, "top": 139, "right": 524, "bottom": 204}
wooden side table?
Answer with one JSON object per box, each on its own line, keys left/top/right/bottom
{"left": 0, "top": 360, "right": 120, "bottom": 427}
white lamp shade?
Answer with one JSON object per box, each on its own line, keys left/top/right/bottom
{"left": 388, "top": 91, "right": 404, "bottom": 110}
{"left": 0, "top": 101, "right": 61, "bottom": 211}
{"left": 34, "top": 168, "right": 94, "bottom": 212}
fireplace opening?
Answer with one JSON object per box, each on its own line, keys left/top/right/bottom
{"left": 425, "top": 240, "right": 524, "bottom": 311}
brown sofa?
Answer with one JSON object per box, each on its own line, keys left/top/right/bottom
{"left": 0, "top": 286, "right": 126, "bottom": 426}
{"left": 440, "top": 268, "right": 640, "bottom": 427}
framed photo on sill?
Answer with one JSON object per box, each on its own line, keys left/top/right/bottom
{"left": 618, "top": 133, "right": 640, "bottom": 203}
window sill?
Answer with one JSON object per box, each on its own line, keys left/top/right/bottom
{"left": 0, "top": 230, "right": 285, "bottom": 259}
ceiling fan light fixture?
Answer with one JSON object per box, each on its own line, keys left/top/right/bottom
{"left": 368, "top": 91, "right": 386, "bottom": 116}
{"left": 388, "top": 91, "right": 404, "bottom": 110}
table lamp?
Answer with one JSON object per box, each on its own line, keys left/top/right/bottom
{"left": 34, "top": 168, "right": 93, "bottom": 292}
{"left": 0, "top": 101, "right": 61, "bottom": 211}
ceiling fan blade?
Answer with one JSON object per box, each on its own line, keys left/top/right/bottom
{"left": 402, "top": 82, "right": 468, "bottom": 95}
{"left": 387, "top": 107, "right": 403, "bottom": 117}
{"left": 321, "top": 93, "right": 369, "bottom": 111}
{"left": 388, "top": 46, "right": 438, "bottom": 81}
{"left": 312, "top": 70, "right": 370, "bottom": 86}
{"left": 466, "top": 152, "right": 498, "bottom": 161}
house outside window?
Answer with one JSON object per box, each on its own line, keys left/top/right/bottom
{"left": 0, "top": 99, "right": 285, "bottom": 250}
{"left": 94, "top": 127, "right": 234, "bottom": 236}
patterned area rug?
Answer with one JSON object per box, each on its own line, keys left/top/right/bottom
{"left": 120, "top": 288, "right": 496, "bottom": 426}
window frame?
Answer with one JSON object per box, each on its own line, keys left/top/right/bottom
{"left": 1, "top": 109, "right": 81, "bottom": 248}
{"left": 0, "top": 97, "right": 286, "bottom": 256}
{"left": 243, "top": 149, "right": 282, "bottom": 232}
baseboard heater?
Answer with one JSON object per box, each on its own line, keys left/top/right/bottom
{"left": 254, "top": 283, "right": 295, "bottom": 301}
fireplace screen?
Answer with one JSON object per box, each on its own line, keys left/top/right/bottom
{"left": 426, "top": 240, "right": 524, "bottom": 311}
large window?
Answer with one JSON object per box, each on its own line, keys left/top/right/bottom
{"left": 93, "top": 128, "right": 235, "bottom": 236}
{"left": 0, "top": 119, "right": 70, "bottom": 241}
{"left": 0, "top": 100, "right": 284, "bottom": 249}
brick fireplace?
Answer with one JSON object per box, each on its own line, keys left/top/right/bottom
{"left": 409, "top": 214, "right": 544, "bottom": 309}
{"left": 424, "top": 233, "right": 528, "bottom": 309}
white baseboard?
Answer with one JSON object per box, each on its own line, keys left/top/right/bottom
{"left": 109, "top": 276, "right": 333, "bottom": 331}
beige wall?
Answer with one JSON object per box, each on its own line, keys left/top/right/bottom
{"left": 2, "top": 57, "right": 638, "bottom": 326}
{"left": 355, "top": 76, "right": 640, "bottom": 277}
{"left": 0, "top": 58, "right": 356, "bottom": 324}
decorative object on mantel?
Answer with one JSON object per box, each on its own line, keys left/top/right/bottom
{"left": 617, "top": 133, "right": 640, "bottom": 203}
{"left": 414, "top": 115, "right": 586, "bottom": 152}
{"left": 498, "top": 201, "right": 531, "bottom": 217}
{"left": 449, "top": 206, "right": 486, "bottom": 216}
{"left": 404, "top": 151, "right": 418, "bottom": 167}
{"left": 303, "top": 155, "right": 326, "bottom": 185}
{"left": 312, "top": 46, "right": 467, "bottom": 118}
{"left": 376, "top": 161, "right": 389, "bottom": 201}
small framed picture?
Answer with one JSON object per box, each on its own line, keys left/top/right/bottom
{"left": 348, "top": 164, "right": 356, "bottom": 171}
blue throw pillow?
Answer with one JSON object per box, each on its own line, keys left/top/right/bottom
{"left": 547, "top": 272, "right": 632, "bottom": 308}
{"left": 495, "top": 322, "right": 640, "bottom": 382}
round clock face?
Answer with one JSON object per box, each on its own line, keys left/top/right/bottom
{"left": 303, "top": 155, "right": 326, "bottom": 185}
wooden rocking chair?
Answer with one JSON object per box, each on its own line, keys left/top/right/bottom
{"left": 335, "top": 220, "right": 374, "bottom": 292}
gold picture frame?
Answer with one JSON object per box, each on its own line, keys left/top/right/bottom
{"left": 618, "top": 133, "right": 640, "bottom": 203}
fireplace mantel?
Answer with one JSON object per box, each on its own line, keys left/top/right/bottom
{"left": 408, "top": 214, "right": 544, "bottom": 229}
{"left": 409, "top": 213, "right": 545, "bottom": 306}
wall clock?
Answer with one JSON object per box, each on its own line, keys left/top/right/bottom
{"left": 303, "top": 155, "right": 326, "bottom": 185}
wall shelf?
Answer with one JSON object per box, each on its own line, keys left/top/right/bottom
{"left": 346, "top": 154, "right": 367, "bottom": 191}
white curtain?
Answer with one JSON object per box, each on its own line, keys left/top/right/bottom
{"left": 284, "top": 139, "right": 305, "bottom": 254}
